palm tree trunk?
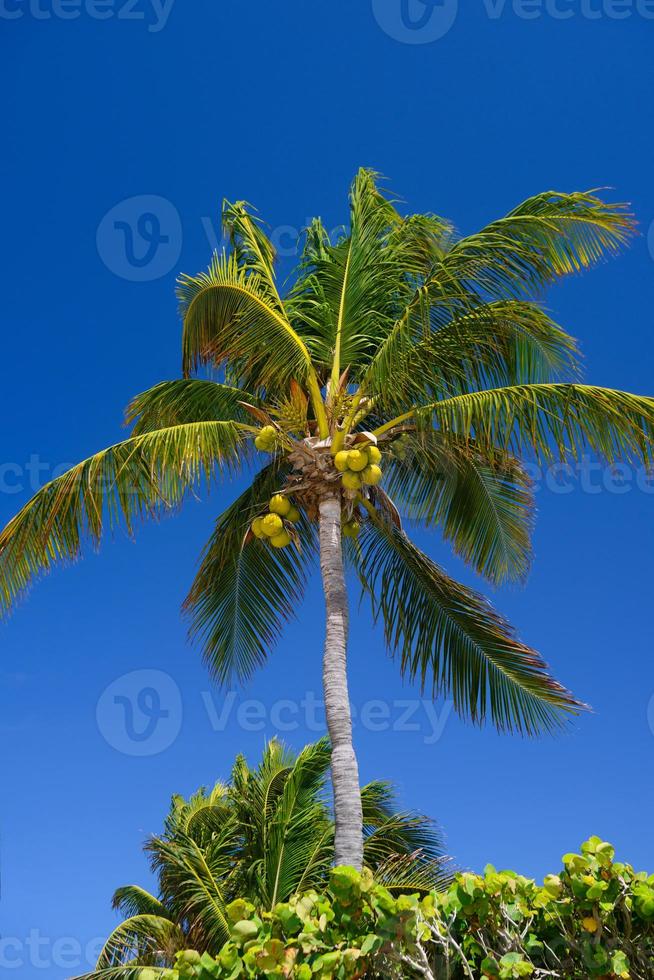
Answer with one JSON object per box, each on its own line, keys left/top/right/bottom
{"left": 318, "top": 493, "right": 363, "bottom": 870}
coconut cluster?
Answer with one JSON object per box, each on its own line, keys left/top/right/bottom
{"left": 333, "top": 444, "right": 382, "bottom": 492}
{"left": 254, "top": 425, "right": 278, "bottom": 453}
{"left": 251, "top": 494, "right": 300, "bottom": 549}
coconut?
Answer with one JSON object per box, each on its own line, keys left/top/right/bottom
{"left": 342, "top": 520, "right": 360, "bottom": 538}
{"left": 286, "top": 505, "right": 301, "bottom": 523}
{"left": 177, "top": 951, "right": 201, "bottom": 965}
{"left": 361, "top": 464, "right": 382, "bottom": 486}
{"left": 269, "top": 494, "right": 291, "bottom": 516}
{"left": 367, "top": 445, "right": 382, "bottom": 464}
{"left": 138, "top": 971, "right": 156, "bottom": 980}
{"left": 251, "top": 516, "right": 266, "bottom": 538}
{"left": 342, "top": 471, "right": 362, "bottom": 491}
{"left": 255, "top": 426, "right": 276, "bottom": 452}
{"left": 270, "top": 529, "right": 292, "bottom": 548}
{"left": 347, "top": 449, "right": 369, "bottom": 472}
{"left": 261, "top": 513, "right": 283, "bottom": 537}
{"left": 333, "top": 450, "right": 350, "bottom": 472}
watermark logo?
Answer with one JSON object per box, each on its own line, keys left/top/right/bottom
{"left": 648, "top": 693, "right": 654, "bottom": 736}
{"left": 96, "top": 194, "right": 182, "bottom": 281}
{"left": 0, "top": 0, "right": 175, "bottom": 31}
{"left": 372, "top": 0, "right": 459, "bottom": 43}
{"left": 0, "top": 931, "right": 103, "bottom": 971}
{"left": 2, "top": 453, "right": 653, "bottom": 499}
{"left": 372, "top": 0, "right": 654, "bottom": 41}
{"left": 96, "top": 669, "right": 182, "bottom": 756}
{"left": 0, "top": 929, "right": 104, "bottom": 971}
{"left": 482, "top": 0, "right": 654, "bottom": 20}
{"left": 203, "top": 690, "right": 453, "bottom": 746}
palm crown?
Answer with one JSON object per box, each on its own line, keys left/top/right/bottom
{"left": 86, "top": 738, "right": 451, "bottom": 977}
{"left": 2, "top": 169, "right": 653, "bottom": 867}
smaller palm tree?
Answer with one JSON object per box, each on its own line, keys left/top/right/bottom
{"left": 80, "top": 739, "right": 451, "bottom": 978}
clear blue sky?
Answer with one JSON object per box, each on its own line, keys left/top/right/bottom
{"left": 1, "top": 3, "right": 653, "bottom": 977}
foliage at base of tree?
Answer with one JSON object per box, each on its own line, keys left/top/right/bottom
{"left": 99, "top": 837, "right": 654, "bottom": 980}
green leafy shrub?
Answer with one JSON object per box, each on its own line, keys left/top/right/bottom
{"left": 154, "top": 838, "right": 654, "bottom": 980}
{"left": 427, "top": 835, "right": 654, "bottom": 978}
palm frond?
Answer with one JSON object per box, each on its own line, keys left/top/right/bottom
{"left": 290, "top": 169, "right": 413, "bottom": 379}
{"left": 256, "top": 738, "right": 333, "bottom": 906}
{"left": 370, "top": 300, "right": 581, "bottom": 414}
{"left": 94, "top": 914, "right": 185, "bottom": 968}
{"left": 112, "top": 886, "right": 169, "bottom": 919}
{"left": 126, "top": 379, "right": 255, "bottom": 434}
{"left": 354, "top": 517, "right": 583, "bottom": 735}
{"left": 0, "top": 421, "right": 243, "bottom": 615}
{"left": 372, "top": 851, "right": 455, "bottom": 893}
{"left": 178, "top": 251, "right": 313, "bottom": 391}
{"left": 361, "top": 782, "right": 454, "bottom": 892}
{"left": 439, "top": 190, "right": 635, "bottom": 300}
{"left": 384, "top": 434, "right": 534, "bottom": 584}
{"left": 362, "top": 782, "right": 444, "bottom": 858}
{"left": 360, "top": 190, "right": 631, "bottom": 402}
{"left": 74, "top": 970, "right": 167, "bottom": 980}
{"left": 399, "top": 383, "right": 654, "bottom": 466}
{"left": 183, "top": 462, "right": 318, "bottom": 684}
{"left": 222, "top": 198, "right": 279, "bottom": 299}
{"left": 147, "top": 833, "right": 235, "bottom": 951}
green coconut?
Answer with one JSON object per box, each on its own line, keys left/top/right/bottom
{"left": 261, "top": 513, "right": 284, "bottom": 537}
{"left": 286, "top": 505, "right": 301, "bottom": 522}
{"left": 251, "top": 516, "right": 266, "bottom": 539}
{"left": 177, "top": 951, "right": 201, "bottom": 965}
{"left": 342, "top": 520, "right": 360, "bottom": 538}
{"left": 361, "top": 464, "right": 382, "bottom": 486}
{"left": 334, "top": 450, "right": 350, "bottom": 472}
{"left": 347, "top": 449, "right": 369, "bottom": 472}
{"left": 269, "top": 494, "right": 291, "bottom": 516}
{"left": 342, "top": 471, "right": 362, "bottom": 491}
{"left": 270, "top": 529, "right": 292, "bottom": 548}
{"left": 254, "top": 426, "right": 277, "bottom": 452}
{"left": 367, "top": 444, "right": 382, "bottom": 464}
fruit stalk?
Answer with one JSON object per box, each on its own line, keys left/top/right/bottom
{"left": 318, "top": 492, "right": 363, "bottom": 870}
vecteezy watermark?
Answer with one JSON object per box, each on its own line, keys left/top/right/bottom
{"left": 2, "top": 453, "right": 654, "bottom": 498}
{"left": 0, "top": 0, "right": 174, "bottom": 30}
{"left": 96, "top": 669, "right": 182, "bottom": 756}
{"left": 202, "top": 690, "right": 454, "bottom": 746}
{"left": 96, "top": 192, "right": 346, "bottom": 282}
{"left": 372, "top": 0, "right": 654, "bottom": 43}
{"left": 96, "top": 676, "right": 454, "bottom": 754}
{"left": 648, "top": 693, "right": 654, "bottom": 737}
{"left": 0, "top": 931, "right": 104, "bottom": 970}
{"left": 371, "top": 0, "right": 459, "bottom": 43}
{"left": 481, "top": 0, "right": 654, "bottom": 19}
{"left": 96, "top": 195, "right": 182, "bottom": 282}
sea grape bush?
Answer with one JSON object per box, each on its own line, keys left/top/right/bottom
{"left": 426, "top": 836, "right": 654, "bottom": 978}
{"left": 149, "top": 838, "right": 654, "bottom": 980}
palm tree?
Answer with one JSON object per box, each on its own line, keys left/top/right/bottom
{"left": 1, "top": 170, "right": 653, "bottom": 869}
{"left": 83, "top": 738, "right": 450, "bottom": 976}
